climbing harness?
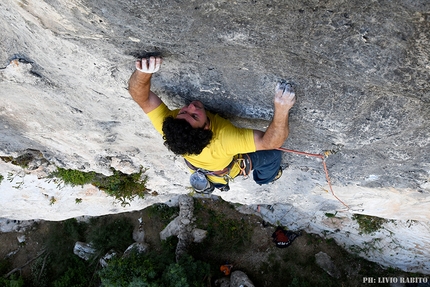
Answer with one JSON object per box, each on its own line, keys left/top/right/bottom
{"left": 276, "top": 147, "right": 350, "bottom": 210}
{"left": 187, "top": 148, "right": 348, "bottom": 210}
{"left": 186, "top": 156, "right": 247, "bottom": 193}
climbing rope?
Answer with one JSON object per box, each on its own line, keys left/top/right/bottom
{"left": 276, "top": 147, "right": 350, "bottom": 210}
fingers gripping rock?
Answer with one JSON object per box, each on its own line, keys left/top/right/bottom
{"left": 275, "top": 80, "right": 294, "bottom": 95}
{"left": 135, "top": 56, "right": 161, "bottom": 74}
{"left": 275, "top": 80, "right": 296, "bottom": 108}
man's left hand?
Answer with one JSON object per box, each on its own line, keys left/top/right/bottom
{"left": 135, "top": 56, "right": 162, "bottom": 74}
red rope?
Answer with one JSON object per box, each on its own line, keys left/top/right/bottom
{"left": 277, "top": 147, "right": 350, "bottom": 210}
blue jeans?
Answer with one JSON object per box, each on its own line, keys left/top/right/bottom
{"left": 246, "top": 150, "right": 282, "bottom": 185}
{"left": 212, "top": 149, "right": 282, "bottom": 191}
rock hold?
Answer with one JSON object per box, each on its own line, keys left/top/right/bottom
{"left": 133, "top": 217, "right": 145, "bottom": 243}
{"left": 123, "top": 242, "right": 148, "bottom": 258}
{"left": 230, "top": 270, "right": 255, "bottom": 287}
{"left": 175, "top": 195, "right": 196, "bottom": 261}
{"left": 73, "top": 242, "right": 96, "bottom": 261}
{"left": 100, "top": 249, "right": 117, "bottom": 268}
{"left": 315, "top": 251, "right": 341, "bottom": 279}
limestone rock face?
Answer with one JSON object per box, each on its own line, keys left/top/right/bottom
{"left": 0, "top": 0, "right": 429, "bottom": 275}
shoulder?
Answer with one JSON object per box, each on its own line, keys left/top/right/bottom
{"left": 208, "top": 113, "right": 256, "bottom": 153}
{"left": 147, "top": 103, "right": 179, "bottom": 134}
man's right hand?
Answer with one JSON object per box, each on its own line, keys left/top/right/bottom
{"left": 253, "top": 80, "right": 296, "bottom": 150}
{"left": 135, "top": 56, "right": 162, "bottom": 74}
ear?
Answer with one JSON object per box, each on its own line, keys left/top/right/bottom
{"left": 203, "top": 117, "right": 211, "bottom": 130}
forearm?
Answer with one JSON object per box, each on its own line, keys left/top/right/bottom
{"left": 128, "top": 70, "right": 152, "bottom": 107}
{"left": 254, "top": 81, "right": 295, "bottom": 151}
{"left": 260, "top": 110, "right": 291, "bottom": 149}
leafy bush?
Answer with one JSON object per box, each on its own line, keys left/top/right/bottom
{"left": 0, "top": 259, "right": 25, "bottom": 287}
{"left": 0, "top": 274, "right": 25, "bottom": 287}
{"left": 31, "top": 255, "right": 51, "bottom": 287}
{"left": 27, "top": 216, "right": 139, "bottom": 287}
{"left": 50, "top": 167, "right": 148, "bottom": 206}
{"left": 193, "top": 206, "right": 253, "bottom": 253}
{"left": 175, "top": 255, "right": 210, "bottom": 287}
{"left": 52, "top": 256, "right": 93, "bottom": 287}
{"left": 92, "top": 167, "right": 148, "bottom": 206}
{"left": 147, "top": 203, "right": 180, "bottom": 225}
{"left": 51, "top": 168, "right": 96, "bottom": 186}
{"left": 87, "top": 217, "right": 134, "bottom": 254}
{"left": 352, "top": 214, "right": 387, "bottom": 234}
{"left": 31, "top": 219, "right": 91, "bottom": 287}
{"left": 99, "top": 250, "right": 210, "bottom": 287}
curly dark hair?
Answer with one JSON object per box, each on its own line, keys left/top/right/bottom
{"left": 162, "top": 116, "right": 213, "bottom": 155}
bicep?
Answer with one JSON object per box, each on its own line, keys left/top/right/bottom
{"left": 139, "top": 91, "right": 162, "bottom": 114}
{"left": 139, "top": 91, "right": 163, "bottom": 114}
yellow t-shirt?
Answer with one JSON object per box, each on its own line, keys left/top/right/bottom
{"left": 147, "top": 103, "right": 256, "bottom": 184}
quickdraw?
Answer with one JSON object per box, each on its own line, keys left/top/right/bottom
{"left": 236, "top": 154, "right": 252, "bottom": 179}
{"left": 276, "top": 147, "right": 350, "bottom": 210}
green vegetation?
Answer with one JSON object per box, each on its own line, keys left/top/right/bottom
{"left": 0, "top": 274, "right": 25, "bottom": 287}
{"left": 30, "top": 218, "right": 93, "bottom": 287}
{"left": 0, "top": 197, "right": 421, "bottom": 287}
{"left": 92, "top": 167, "right": 148, "bottom": 206}
{"left": 6, "top": 206, "right": 208, "bottom": 287}
{"left": 87, "top": 217, "right": 134, "bottom": 254}
{"left": 352, "top": 214, "right": 387, "bottom": 234}
{"left": 192, "top": 198, "right": 253, "bottom": 254}
{"left": 1, "top": 153, "right": 148, "bottom": 206}
{"left": 325, "top": 212, "right": 338, "bottom": 218}
{"left": 27, "top": 216, "right": 137, "bottom": 286}
{"left": 0, "top": 152, "right": 36, "bottom": 168}
{"left": 52, "top": 168, "right": 96, "bottom": 186}
{"left": 99, "top": 249, "right": 210, "bottom": 287}
{"left": 49, "top": 196, "right": 56, "bottom": 206}
{"left": 0, "top": 174, "right": 3, "bottom": 184}
{"left": 50, "top": 167, "right": 148, "bottom": 206}
{"left": 0, "top": 259, "right": 25, "bottom": 287}
{"left": 147, "top": 203, "right": 180, "bottom": 225}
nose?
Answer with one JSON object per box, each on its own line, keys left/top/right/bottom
{"left": 188, "top": 103, "right": 196, "bottom": 111}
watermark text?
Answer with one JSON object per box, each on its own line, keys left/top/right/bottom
{"left": 363, "top": 277, "right": 428, "bottom": 284}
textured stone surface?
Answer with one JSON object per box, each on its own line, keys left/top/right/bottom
{"left": 315, "top": 251, "right": 341, "bottom": 278}
{"left": 0, "top": 0, "right": 429, "bottom": 274}
{"left": 73, "top": 242, "right": 96, "bottom": 261}
{"left": 230, "top": 270, "right": 255, "bottom": 287}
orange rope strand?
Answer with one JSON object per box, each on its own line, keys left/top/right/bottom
{"left": 276, "top": 147, "right": 350, "bottom": 210}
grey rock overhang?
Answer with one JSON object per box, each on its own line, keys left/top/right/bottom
{"left": 1, "top": 0, "right": 428, "bottom": 190}
{"left": 0, "top": 0, "right": 430, "bottom": 275}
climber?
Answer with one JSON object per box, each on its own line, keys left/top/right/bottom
{"left": 128, "top": 56, "right": 296, "bottom": 193}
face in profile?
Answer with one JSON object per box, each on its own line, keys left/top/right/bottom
{"left": 176, "top": 100, "right": 210, "bottom": 129}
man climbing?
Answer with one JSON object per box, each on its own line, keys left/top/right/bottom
{"left": 128, "top": 56, "right": 296, "bottom": 193}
